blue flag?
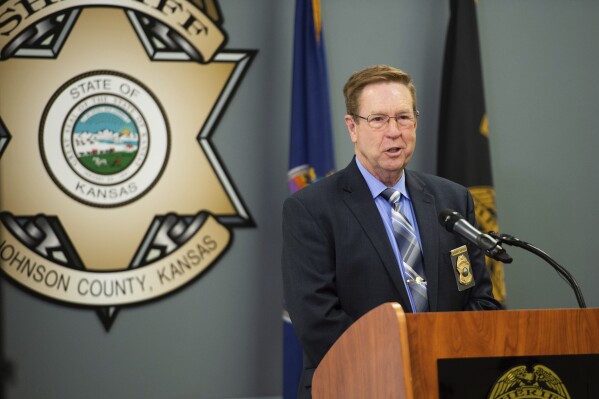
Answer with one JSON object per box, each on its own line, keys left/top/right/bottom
{"left": 284, "top": 0, "right": 335, "bottom": 397}
{"left": 287, "top": 0, "right": 335, "bottom": 193}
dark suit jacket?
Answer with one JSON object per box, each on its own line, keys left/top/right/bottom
{"left": 282, "top": 158, "right": 500, "bottom": 399}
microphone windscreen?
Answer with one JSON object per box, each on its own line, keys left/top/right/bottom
{"left": 438, "top": 209, "right": 464, "bottom": 231}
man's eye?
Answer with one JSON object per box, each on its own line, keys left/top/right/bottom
{"left": 369, "top": 115, "right": 386, "bottom": 123}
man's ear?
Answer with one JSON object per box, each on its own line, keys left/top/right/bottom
{"left": 344, "top": 115, "right": 358, "bottom": 143}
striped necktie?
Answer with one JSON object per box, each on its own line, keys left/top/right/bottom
{"left": 381, "top": 188, "right": 429, "bottom": 312}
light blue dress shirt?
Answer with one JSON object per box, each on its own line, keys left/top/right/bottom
{"left": 355, "top": 157, "right": 425, "bottom": 312}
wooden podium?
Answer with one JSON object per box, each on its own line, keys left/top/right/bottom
{"left": 312, "top": 303, "right": 599, "bottom": 398}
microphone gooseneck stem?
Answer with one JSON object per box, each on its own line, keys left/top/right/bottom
{"left": 489, "top": 232, "right": 587, "bottom": 309}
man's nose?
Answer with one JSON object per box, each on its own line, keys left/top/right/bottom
{"left": 386, "top": 118, "right": 403, "bottom": 135}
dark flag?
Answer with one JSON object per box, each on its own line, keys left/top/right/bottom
{"left": 284, "top": 0, "right": 335, "bottom": 397}
{"left": 437, "top": 0, "right": 506, "bottom": 304}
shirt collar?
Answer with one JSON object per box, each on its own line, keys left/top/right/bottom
{"left": 355, "top": 157, "right": 410, "bottom": 200}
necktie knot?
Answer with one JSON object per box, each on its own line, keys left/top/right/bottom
{"left": 381, "top": 188, "right": 401, "bottom": 206}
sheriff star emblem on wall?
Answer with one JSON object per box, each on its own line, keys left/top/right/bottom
{"left": 0, "top": 0, "right": 255, "bottom": 330}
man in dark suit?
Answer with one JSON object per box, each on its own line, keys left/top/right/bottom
{"left": 282, "top": 65, "right": 500, "bottom": 398}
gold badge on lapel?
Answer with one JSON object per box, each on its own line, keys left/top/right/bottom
{"left": 450, "top": 245, "right": 475, "bottom": 291}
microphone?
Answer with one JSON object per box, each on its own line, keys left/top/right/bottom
{"left": 438, "top": 209, "right": 513, "bottom": 263}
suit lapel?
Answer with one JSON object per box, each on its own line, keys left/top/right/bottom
{"left": 406, "top": 171, "right": 440, "bottom": 311}
{"left": 338, "top": 160, "right": 413, "bottom": 311}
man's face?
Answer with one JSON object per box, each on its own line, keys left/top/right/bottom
{"left": 344, "top": 81, "right": 417, "bottom": 186}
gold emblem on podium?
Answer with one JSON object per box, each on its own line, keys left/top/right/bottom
{"left": 488, "top": 364, "right": 571, "bottom": 399}
{"left": 0, "top": 1, "right": 255, "bottom": 329}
